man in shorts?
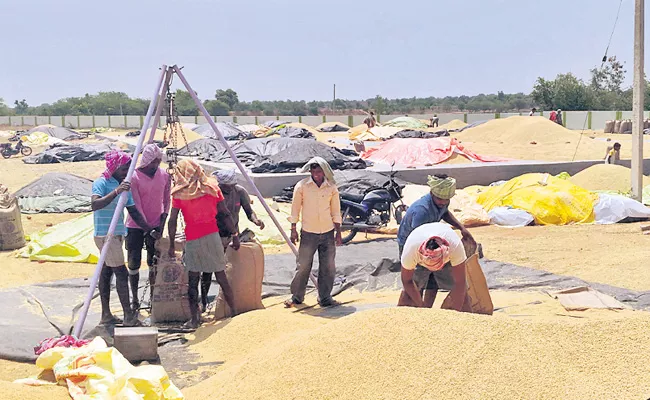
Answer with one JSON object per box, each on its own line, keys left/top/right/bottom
{"left": 125, "top": 144, "right": 171, "bottom": 312}
{"left": 92, "top": 150, "right": 155, "bottom": 326}
{"left": 398, "top": 222, "right": 468, "bottom": 311}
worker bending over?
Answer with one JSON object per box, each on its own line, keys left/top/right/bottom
{"left": 398, "top": 222, "right": 467, "bottom": 311}
{"left": 605, "top": 142, "right": 621, "bottom": 165}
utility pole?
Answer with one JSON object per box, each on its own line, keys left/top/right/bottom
{"left": 632, "top": 0, "right": 645, "bottom": 200}
{"left": 333, "top": 84, "right": 336, "bottom": 114}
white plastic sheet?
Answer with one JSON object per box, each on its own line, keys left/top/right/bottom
{"left": 488, "top": 207, "right": 535, "bottom": 227}
{"left": 594, "top": 193, "right": 650, "bottom": 224}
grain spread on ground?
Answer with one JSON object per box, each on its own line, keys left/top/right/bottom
{"left": 182, "top": 294, "right": 650, "bottom": 400}
{"left": 569, "top": 163, "right": 650, "bottom": 192}
{"left": 453, "top": 116, "right": 609, "bottom": 161}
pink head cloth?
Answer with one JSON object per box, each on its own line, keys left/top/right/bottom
{"left": 418, "top": 237, "right": 450, "bottom": 271}
{"left": 102, "top": 150, "right": 131, "bottom": 180}
{"left": 140, "top": 143, "right": 163, "bottom": 168}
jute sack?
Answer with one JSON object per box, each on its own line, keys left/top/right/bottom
{"left": 604, "top": 120, "right": 615, "bottom": 133}
{"left": 441, "top": 239, "right": 493, "bottom": 315}
{"left": 151, "top": 254, "right": 192, "bottom": 323}
{"left": 0, "top": 185, "right": 26, "bottom": 251}
{"left": 214, "top": 241, "right": 265, "bottom": 320}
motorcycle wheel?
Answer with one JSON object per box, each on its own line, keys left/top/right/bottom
{"left": 20, "top": 146, "right": 32, "bottom": 156}
{"left": 1, "top": 150, "right": 11, "bottom": 159}
{"left": 394, "top": 204, "right": 408, "bottom": 224}
{"left": 340, "top": 206, "right": 358, "bottom": 244}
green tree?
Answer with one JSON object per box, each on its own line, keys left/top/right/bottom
{"left": 0, "top": 98, "right": 11, "bottom": 116}
{"left": 14, "top": 99, "right": 29, "bottom": 115}
{"left": 173, "top": 90, "right": 199, "bottom": 116}
{"left": 204, "top": 99, "right": 230, "bottom": 116}
{"left": 552, "top": 73, "right": 593, "bottom": 110}
{"left": 532, "top": 78, "right": 555, "bottom": 110}
{"left": 215, "top": 89, "right": 239, "bottom": 109}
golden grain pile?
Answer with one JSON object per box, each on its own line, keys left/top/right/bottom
{"left": 569, "top": 164, "right": 650, "bottom": 192}
{"left": 183, "top": 304, "right": 650, "bottom": 400}
{"left": 453, "top": 116, "right": 607, "bottom": 161}
{"left": 2, "top": 381, "right": 69, "bottom": 400}
{"left": 437, "top": 119, "right": 467, "bottom": 131}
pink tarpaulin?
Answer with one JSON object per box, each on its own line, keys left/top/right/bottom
{"left": 361, "top": 138, "right": 509, "bottom": 167}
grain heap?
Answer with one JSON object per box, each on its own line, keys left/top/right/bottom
{"left": 183, "top": 304, "right": 650, "bottom": 400}
{"left": 453, "top": 116, "right": 606, "bottom": 161}
{"left": 569, "top": 164, "right": 650, "bottom": 192}
{"left": 436, "top": 119, "right": 467, "bottom": 131}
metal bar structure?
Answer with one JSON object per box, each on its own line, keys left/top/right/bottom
{"left": 632, "top": 0, "right": 645, "bottom": 201}
{"left": 172, "top": 65, "right": 303, "bottom": 259}
{"left": 73, "top": 65, "right": 168, "bottom": 338}
{"left": 148, "top": 67, "right": 174, "bottom": 144}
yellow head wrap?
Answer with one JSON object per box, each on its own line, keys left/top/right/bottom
{"left": 427, "top": 175, "right": 456, "bottom": 200}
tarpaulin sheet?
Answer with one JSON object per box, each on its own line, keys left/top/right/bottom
{"left": 317, "top": 122, "right": 350, "bottom": 132}
{"left": 389, "top": 129, "right": 450, "bottom": 139}
{"left": 178, "top": 137, "right": 366, "bottom": 173}
{"left": 26, "top": 125, "right": 84, "bottom": 141}
{"left": 361, "top": 137, "right": 509, "bottom": 166}
{"left": 20, "top": 132, "right": 68, "bottom": 147}
{"left": 382, "top": 117, "right": 429, "bottom": 130}
{"left": 23, "top": 143, "right": 121, "bottom": 164}
{"left": 20, "top": 213, "right": 101, "bottom": 263}
{"left": 477, "top": 173, "right": 598, "bottom": 225}
{"left": 16, "top": 172, "right": 92, "bottom": 214}
{"left": 193, "top": 122, "right": 250, "bottom": 140}
{"left": 273, "top": 169, "right": 406, "bottom": 203}
{"left": 4, "top": 238, "right": 650, "bottom": 362}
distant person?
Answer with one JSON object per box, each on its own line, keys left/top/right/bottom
{"left": 167, "top": 159, "right": 236, "bottom": 329}
{"left": 285, "top": 157, "right": 342, "bottom": 309}
{"left": 605, "top": 142, "right": 621, "bottom": 165}
{"left": 92, "top": 151, "right": 155, "bottom": 326}
{"left": 529, "top": 108, "right": 537, "bottom": 116}
{"left": 125, "top": 144, "right": 171, "bottom": 312}
{"left": 363, "top": 111, "right": 377, "bottom": 128}
{"left": 398, "top": 222, "right": 468, "bottom": 311}
{"left": 555, "top": 109, "right": 563, "bottom": 126}
{"left": 430, "top": 114, "right": 440, "bottom": 128}
{"left": 549, "top": 109, "right": 558, "bottom": 123}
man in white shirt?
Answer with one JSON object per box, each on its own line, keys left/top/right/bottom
{"left": 398, "top": 222, "right": 467, "bottom": 311}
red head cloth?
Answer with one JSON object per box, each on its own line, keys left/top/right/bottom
{"left": 418, "top": 236, "right": 450, "bottom": 271}
{"left": 102, "top": 150, "right": 132, "bottom": 180}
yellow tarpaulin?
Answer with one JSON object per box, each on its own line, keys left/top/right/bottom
{"left": 19, "top": 213, "right": 100, "bottom": 264}
{"left": 16, "top": 337, "right": 183, "bottom": 399}
{"left": 476, "top": 173, "right": 598, "bottom": 225}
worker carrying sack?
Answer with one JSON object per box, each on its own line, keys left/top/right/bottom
{"left": 214, "top": 240, "right": 265, "bottom": 320}
{"left": 0, "top": 184, "right": 26, "bottom": 250}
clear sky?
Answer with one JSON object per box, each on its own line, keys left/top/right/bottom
{"left": 2, "top": 0, "right": 646, "bottom": 104}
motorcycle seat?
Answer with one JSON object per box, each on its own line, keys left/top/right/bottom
{"left": 340, "top": 192, "right": 364, "bottom": 204}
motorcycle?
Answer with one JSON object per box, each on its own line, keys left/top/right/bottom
{"left": 339, "top": 164, "right": 408, "bottom": 244}
{"left": 0, "top": 139, "right": 33, "bottom": 159}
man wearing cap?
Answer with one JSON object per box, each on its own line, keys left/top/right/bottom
{"left": 125, "top": 143, "right": 171, "bottom": 312}
{"left": 396, "top": 174, "right": 475, "bottom": 307}
{"left": 398, "top": 222, "right": 467, "bottom": 311}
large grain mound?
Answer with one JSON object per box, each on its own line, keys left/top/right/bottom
{"left": 570, "top": 163, "right": 650, "bottom": 192}
{"left": 453, "top": 116, "right": 607, "bottom": 161}
{"left": 183, "top": 306, "right": 650, "bottom": 400}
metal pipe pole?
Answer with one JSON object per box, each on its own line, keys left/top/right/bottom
{"left": 172, "top": 66, "right": 300, "bottom": 258}
{"left": 632, "top": 0, "right": 645, "bottom": 201}
{"left": 148, "top": 67, "right": 174, "bottom": 144}
{"left": 73, "top": 65, "right": 167, "bottom": 338}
